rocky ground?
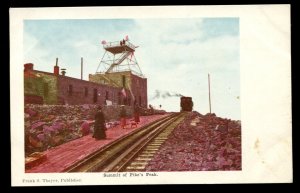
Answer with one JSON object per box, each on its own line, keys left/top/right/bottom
{"left": 24, "top": 104, "right": 166, "bottom": 156}
{"left": 24, "top": 104, "right": 99, "bottom": 156}
{"left": 145, "top": 112, "right": 241, "bottom": 171}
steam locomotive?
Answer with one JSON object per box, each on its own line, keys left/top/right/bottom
{"left": 180, "top": 96, "right": 193, "bottom": 112}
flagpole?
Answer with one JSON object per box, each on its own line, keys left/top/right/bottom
{"left": 208, "top": 73, "right": 212, "bottom": 114}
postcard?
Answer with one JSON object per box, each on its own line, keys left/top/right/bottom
{"left": 10, "top": 5, "right": 292, "bottom": 186}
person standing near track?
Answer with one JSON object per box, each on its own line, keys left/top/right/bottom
{"left": 93, "top": 106, "right": 106, "bottom": 140}
{"left": 133, "top": 102, "right": 140, "bottom": 123}
{"left": 120, "top": 105, "right": 127, "bottom": 129}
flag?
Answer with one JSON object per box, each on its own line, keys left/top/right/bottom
{"left": 125, "top": 35, "right": 129, "bottom": 41}
{"left": 101, "top": 40, "right": 107, "bottom": 44}
{"left": 121, "top": 88, "right": 127, "bottom": 97}
{"left": 126, "top": 81, "right": 135, "bottom": 100}
{"left": 130, "top": 51, "right": 134, "bottom": 61}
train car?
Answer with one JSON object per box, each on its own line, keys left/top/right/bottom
{"left": 180, "top": 96, "right": 193, "bottom": 112}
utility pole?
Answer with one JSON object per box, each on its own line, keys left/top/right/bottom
{"left": 208, "top": 73, "right": 212, "bottom": 114}
{"left": 81, "top": 57, "right": 83, "bottom": 80}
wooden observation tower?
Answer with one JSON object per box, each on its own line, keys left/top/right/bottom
{"left": 96, "top": 38, "right": 144, "bottom": 77}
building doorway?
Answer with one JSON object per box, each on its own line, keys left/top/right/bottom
{"left": 93, "top": 89, "right": 98, "bottom": 103}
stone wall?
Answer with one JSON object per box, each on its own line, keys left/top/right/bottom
{"left": 102, "top": 105, "right": 133, "bottom": 121}
{"left": 130, "top": 73, "right": 147, "bottom": 108}
{"left": 41, "top": 73, "right": 58, "bottom": 104}
{"left": 25, "top": 104, "right": 134, "bottom": 126}
{"left": 24, "top": 71, "right": 58, "bottom": 104}
{"left": 89, "top": 71, "right": 131, "bottom": 89}
{"left": 89, "top": 71, "right": 148, "bottom": 108}
{"left": 57, "top": 76, "right": 122, "bottom": 105}
{"left": 24, "top": 66, "right": 147, "bottom": 108}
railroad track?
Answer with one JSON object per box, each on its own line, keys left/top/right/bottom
{"left": 66, "top": 112, "right": 187, "bottom": 172}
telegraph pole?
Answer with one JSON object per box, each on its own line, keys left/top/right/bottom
{"left": 208, "top": 73, "right": 212, "bottom": 113}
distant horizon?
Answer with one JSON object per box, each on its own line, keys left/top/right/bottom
{"left": 24, "top": 18, "right": 240, "bottom": 120}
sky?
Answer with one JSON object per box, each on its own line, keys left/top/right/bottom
{"left": 24, "top": 18, "right": 240, "bottom": 120}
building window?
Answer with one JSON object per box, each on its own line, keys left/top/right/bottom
{"left": 122, "top": 75, "right": 126, "bottom": 87}
{"left": 139, "top": 96, "right": 142, "bottom": 106}
{"left": 68, "top": 85, "right": 73, "bottom": 96}
{"left": 44, "top": 83, "right": 48, "bottom": 97}
{"left": 105, "top": 91, "right": 109, "bottom": 100}
{"left": 84, "top": 87, "right": 88, "bottom": 97}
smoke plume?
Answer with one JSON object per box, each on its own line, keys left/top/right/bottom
{"left": 151, "top": 90, "right": 183, "bottom": 100}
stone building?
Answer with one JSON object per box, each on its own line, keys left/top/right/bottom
{"left": 89, "top": 71, "right": 147, "bottom": 107}
{"left": 24, "top": 62, "right": 148, "bottom": 108}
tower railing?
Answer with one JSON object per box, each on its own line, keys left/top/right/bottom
{"left": 103, "top": 41, "right": 136, "bottom": 51}
{"left": 97, "top": 39, "right": 144, "bottom": 77}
